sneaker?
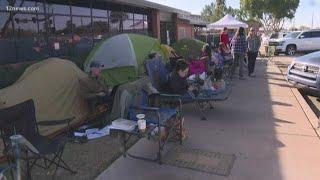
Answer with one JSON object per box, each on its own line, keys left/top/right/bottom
{"left": 239, "top": 76, "right": 246, "bottom": 80}
{"left": 250, "top": 73, "right": 256, "bottom": 77}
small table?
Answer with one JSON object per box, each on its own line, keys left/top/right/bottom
{"left": 111, "top": 116, "right": 183, "bottom": 164}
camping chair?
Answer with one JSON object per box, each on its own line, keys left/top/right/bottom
{"left": 110, "top": 77, "right": 183, "bottom": 164}
{"left": 0, "top": 99, "right": 76, "bottom": 179}
{"left": 145, "top": 57, "right": 232, "bottom": 120}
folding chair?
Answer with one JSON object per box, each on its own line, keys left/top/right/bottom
{"left": 0, "top": 99, "right": 76, "bottom": 179}
{"left": 110, "top": 77, "right": 183, "bottom": 164}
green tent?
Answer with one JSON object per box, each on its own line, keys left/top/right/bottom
{"left": 172, "top": 38, "right": 206, "bottom": 59}
{"left": 84, "top": 33, "right": 166, "bottom": 86}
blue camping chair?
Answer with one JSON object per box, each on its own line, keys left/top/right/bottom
{"left": 111, "top": 77, "right": 183, "bottom": 164}
{"left": 145, "top": 57, "right": 232, "bottom": 120}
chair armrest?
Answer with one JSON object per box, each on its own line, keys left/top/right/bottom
{"left": 131, "top": 106, "right": 159, "bottom": 112}
{"left": 158, "top": 93, "right": 181, "bottom": 99}
{"left": 157, "top": 94, "right": 182, "bottom": 105}
{"left": 37, "top": 117, "right": 75, "bottom": 126}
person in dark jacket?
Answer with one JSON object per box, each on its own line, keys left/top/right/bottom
{"left": 168, "top": 60, "right": 195, "bottom": 99}
{"left": 247, "top": 27, "right": 261, "bottom": 77}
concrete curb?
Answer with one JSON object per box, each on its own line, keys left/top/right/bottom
{"left": 291, "top": 88, "right": 320, "bottom": 138}
{"left": 275, "top": 63, "right": 320, "bottom": 138}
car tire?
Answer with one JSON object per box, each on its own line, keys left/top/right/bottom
{"left": 286, "top": 45, "right": 296, "bottom": 56}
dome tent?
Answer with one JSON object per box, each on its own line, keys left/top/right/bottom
{"left": 84, "top": 34, "right": 166, "bottom": 86}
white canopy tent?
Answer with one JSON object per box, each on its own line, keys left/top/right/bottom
{"left": 207, "top": 14, "right": 248, "bottom": 29}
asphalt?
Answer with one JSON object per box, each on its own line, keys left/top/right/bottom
{"left": 96, "top": 59, "right": 320, "bottom": 180}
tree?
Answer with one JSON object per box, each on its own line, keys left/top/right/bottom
{"left": 201, "top": 0, "right": 226, "bottom": 22}
{"left": 201, "top": 2, "right": 216, "bottom": 22}
{"left": 224, "top": 6, "right": 249, "bottom": 21}
{"left": 240, "top": 0, "right": 300, "bottom": 32}
{"left": 110, "top": 12, "right": 129, "bottom": 31}
{"left": 215, "top": 0, "right": 226, "bottom": 20}
{"left": 298, "top": 25, "right": 310, "bottom": 31}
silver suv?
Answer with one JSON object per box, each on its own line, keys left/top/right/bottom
{"left": 286, "top": 51, "right": 320, "bottom": 92}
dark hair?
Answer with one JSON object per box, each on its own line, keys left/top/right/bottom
{"left": 175, "top": 60, "right": 189, "bottom": 72}
{"left": 236, "top": 27, "right": 245, "bottom": 37}
{"left": 148, "top": 52, "right": 157, "bottom": 59}
{"left": 223, "top": 27, "right": 228, "bottom": 31}
{"left": 90, "top": 61, "right": 103, "bottom": 68}
{"left": 202, "top": 44, "right": 211, "bottom": 57}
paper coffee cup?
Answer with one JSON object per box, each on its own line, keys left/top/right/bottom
{"left": 137, "top": 119, "right": 146, "bottom": 133}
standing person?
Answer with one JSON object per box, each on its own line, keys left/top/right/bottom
{"left": 247, "top": 27, "right": 261, "bottom": 77}
{"left": 220, "top": 27, "right": 230, "bottom": 52}
{"left": 231, "top": 27, "right": 248, "bottom": 79}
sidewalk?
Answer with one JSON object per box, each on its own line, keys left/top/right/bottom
{"left": 96, "top": 60, "right": 320, "bottom": 180}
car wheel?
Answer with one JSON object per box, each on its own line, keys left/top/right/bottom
{"left": 286, "top": 45, "right": 296, "bottom": 56}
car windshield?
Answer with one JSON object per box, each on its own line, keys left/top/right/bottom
{"left": 284, "top": 32, "right": 301, "bottom": 38}
{"left": 270, "top": 33, "right": 278, "bottom": 39}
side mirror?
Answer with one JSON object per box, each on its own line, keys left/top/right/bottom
{"left": 299, "top": 36, "right": 304, "bottom": 39}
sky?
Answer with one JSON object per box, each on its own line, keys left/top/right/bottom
{"left": 147, "top": 0, "right": 320, "bottom": 29}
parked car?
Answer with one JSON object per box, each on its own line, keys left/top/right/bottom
{"left": 271, "top": 29, "right": 320, "bottom": 55}
{"left": 261, "top": 31, "right": 288, "bottom": 46}
{"left": 268, "top": 31, "right": 301, "bottom": 55}
{"left": 286, "top": 51, "right": 320, "bottom": 92}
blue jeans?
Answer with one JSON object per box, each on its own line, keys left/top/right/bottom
{"left": 232, "top": 53, "right": 245, "bottom": 77}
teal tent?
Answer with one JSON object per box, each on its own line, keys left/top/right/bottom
{"left": 84, "top": 33, "right": 166, "bottom": 86}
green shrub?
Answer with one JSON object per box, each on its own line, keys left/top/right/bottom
{"left": 172, "top": 38, "right": 206, "bottom": 59}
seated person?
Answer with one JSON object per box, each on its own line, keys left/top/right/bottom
{"left": 200, "top": 43, "right": 212, "bottom": 61}
{"left": 168, "top": 60, "right": 196, "bottom": 99}
{"left": 212, "top": 46, "right": 225, "bottom": 68}
{"left": 79, "top": 61, "right": 112, "bottom": 110}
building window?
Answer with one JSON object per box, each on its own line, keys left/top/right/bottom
{"left": 50, "top": 15, "right": 71, "bottom": 35}
{"left": 13, "top": 13, "right": 44, "bottom": 61}
{"left": 0, "top": 0, "right": 9, "bottom": 11}
{"left": 123, "top": 13, "right": 134, "bottom": 31}
{"left": 36, "top": 14, "right": 46, "bottom": 36}
{"left": 13, "top": 13, "right": 38, "bottom": 38}
{"left": 71, "top": 4, "right": 91, "bottom": 16}
{"left": 93, "top": 8, "right": 109, "bottom": 18}
{"left": 109, "top": 11, "right": 125, "bottom": 33}
{"left": 92, "top": 17, "right": 109, "bottom": 39}
{"left": 46, "top": 2, "right": 70, "bottom": 15}
{"left": 0, "top": 0, "right": 152, "bottom": 65}
{"left": 134, "top": 14, "right": 144, "bottom": 20}
{"left": 13, "top": 0, "right": 35, "bottom": 8}
{"left": 0, "top": 12, "right": 12, "bottom": 38}
{"left": 178, "top": 27, "right": 187, "bottom": 39}
{"left": 35, "top": 1, "right": 45, "bottom": 13}
{"left": 73, "top": 16, "right": 91, "bottom": 36}
{"left": 123, "top": 19, "right": 134, "bottom": 31}
{"left": 0, "top": 12, "right": 15, "bottom": 64}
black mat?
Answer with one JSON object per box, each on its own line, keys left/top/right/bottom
{"left": 163, "top": 146, "right": 236, "bottom": 176}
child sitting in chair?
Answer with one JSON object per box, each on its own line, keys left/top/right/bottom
{"left": 168, "top": 60, "right": 196, "bottom": 100}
